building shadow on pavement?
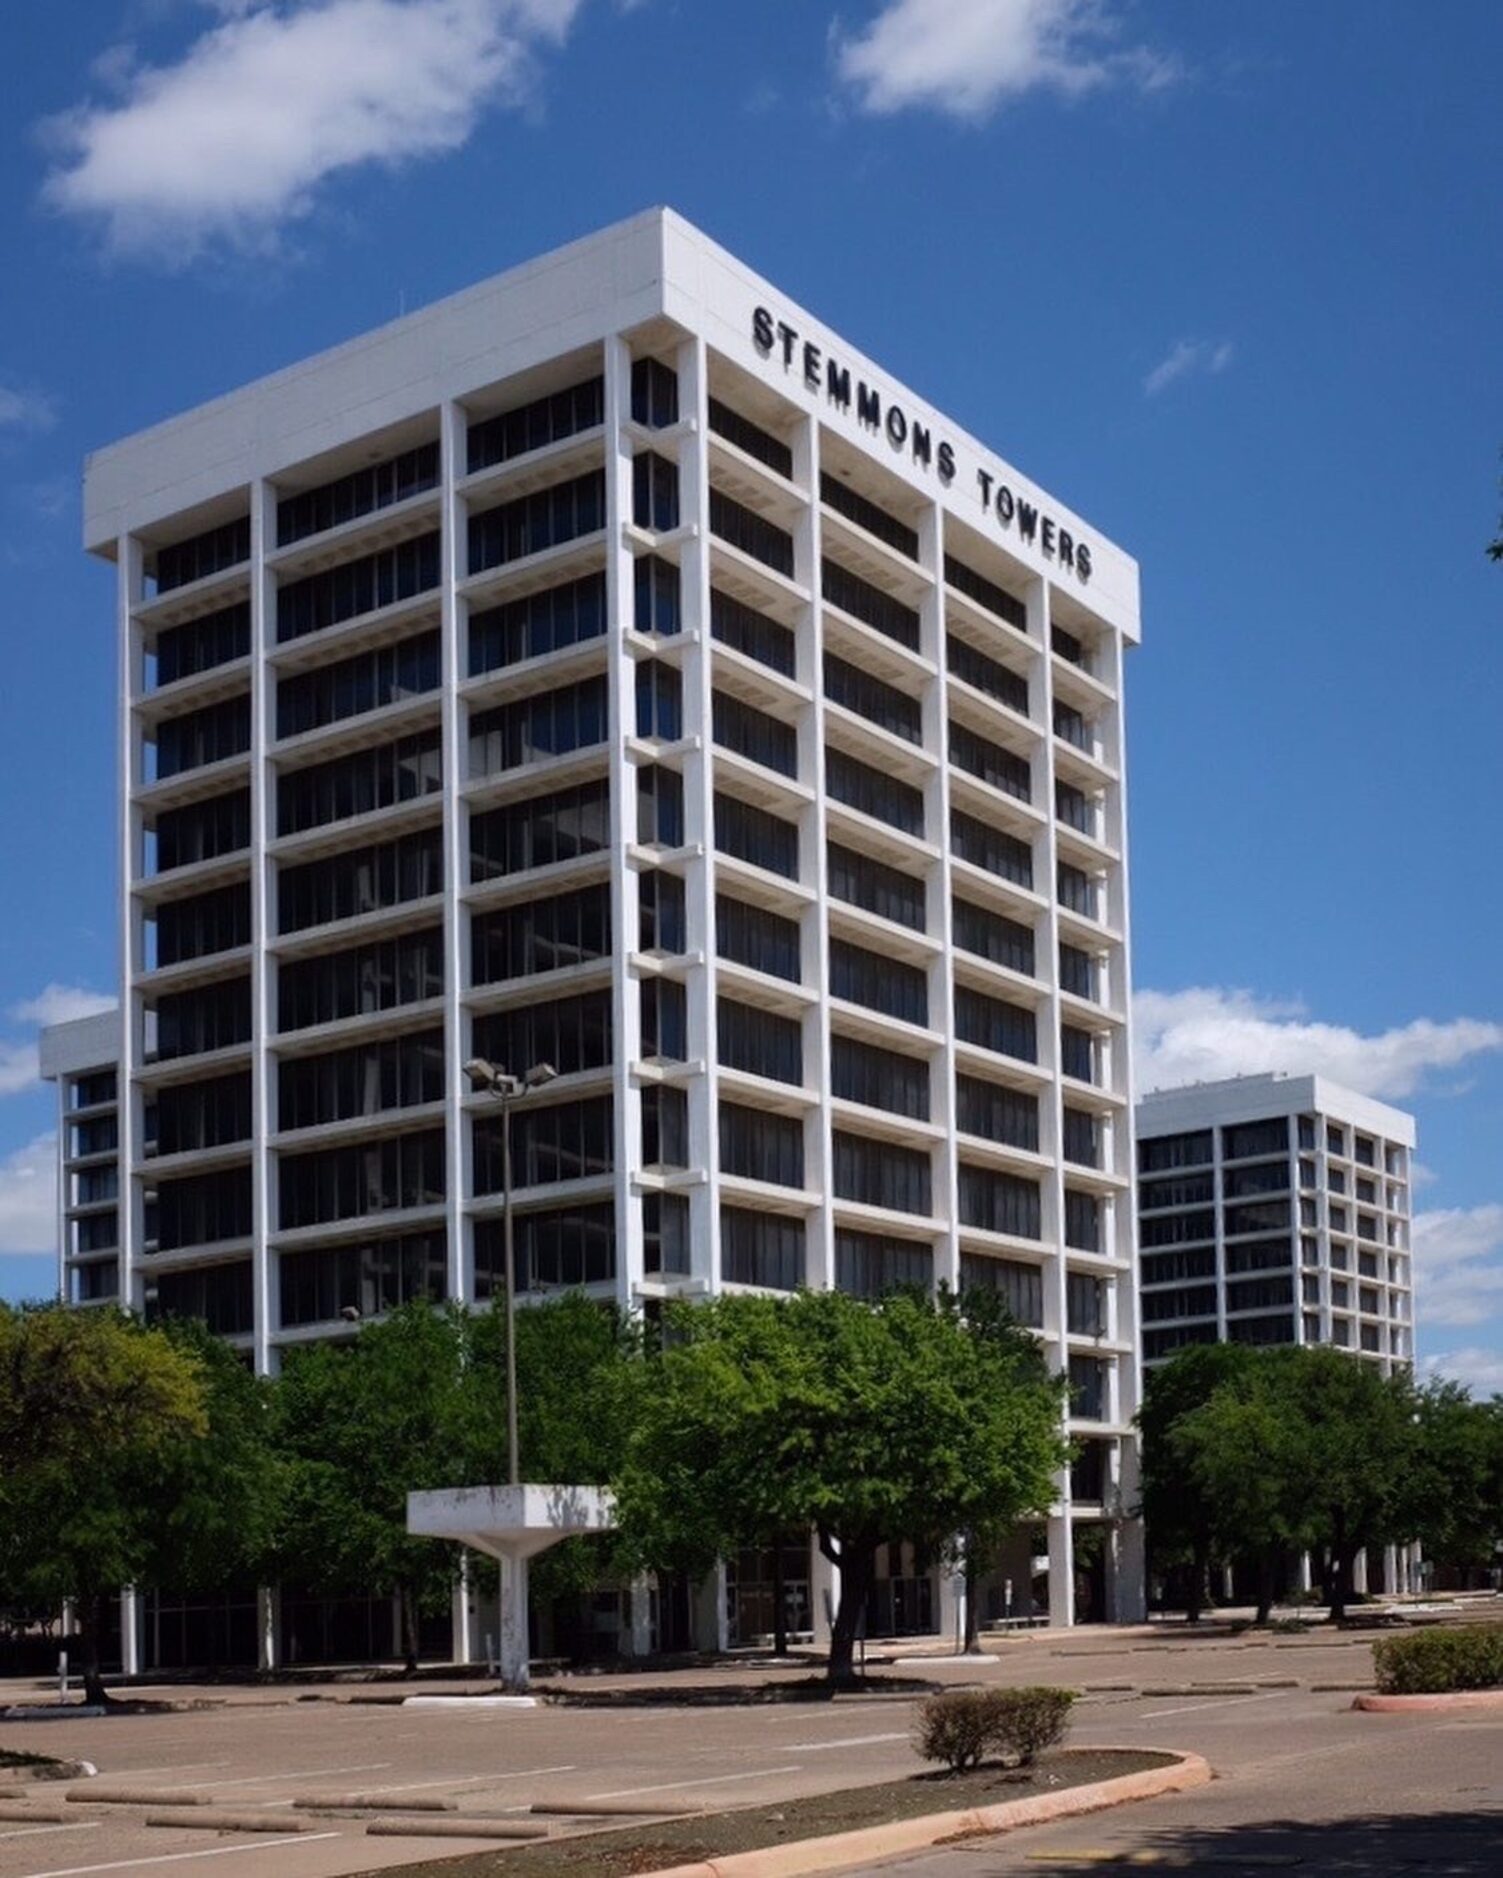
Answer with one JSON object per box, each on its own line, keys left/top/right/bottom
{"left": 1006, "top": 1805, "right": 1503, "bottom": 1874}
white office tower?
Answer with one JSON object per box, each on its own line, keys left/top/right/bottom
{"left": 40, "top": 1011, "right": 124, "bottom": 1307}
{"left": 80, "top": 209, "right": 1145, "bottom": 1646}
{"left": 1136, "top": 1073, "right": 1416, "bottom": 1372}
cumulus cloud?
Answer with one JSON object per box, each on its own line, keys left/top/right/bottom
{"left": 0, "top": 1135, "right": 58, "bottom": 1257}
{"left": 42, "top": 0, "right": 585, "bottom": 256}
{"left": 0, "top": 984, "right": 117, "bottom": 1099}
{"left": 1144, "top": 337, "right": 1234, "bottom": 397}
{"left": 834, "top": 0, "right": 1178, "bottom": 121}
{"left": 1419, "top": 1344, "right": 1503, "bottom": 1400}
{"left": 1412, "top": 1205, "right": 1503, "bottom": 1331}
{"left": 1133, "top": 986, "right": 1503, "bottom": 1101}
{"left": 0, "top": 383, "right": 56, "bottom": 433}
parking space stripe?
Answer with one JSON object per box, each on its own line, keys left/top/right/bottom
{"left": 14, "top": 1834, "right": 341, "bottom": 1878}
{"left": 589, "top": 1767, "right": 801, "bottom": 1800}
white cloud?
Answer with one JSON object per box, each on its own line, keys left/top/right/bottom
{"left": 1419, "top": 1344, "right": 1503, "bottom": 1400}
{"left": 1144, "top": 337, "right": 1234, "bottom": 397}
{"left": 0, "top": 384, "right": 56, "bottom": 433}
{"left": 0, "top": 1135, "right": 58, "bottom": 1257}
{"left": 0, "top": 984, "right": 117, "bottom": 1099}
{"left": 1412, "top": 1205, "right": 1503, "bottom": 1330}
{"left": 834, "top": 0, "right": 1178, "bottom": 121}
{"left": 11, "top": 985, "right": 117, "bottom": 1031}
{"left": 43, "top": 0, "right": 585, "bottom": 257}
{"left": 1133, "top": 986, "right": 1503, "bottom": 1101}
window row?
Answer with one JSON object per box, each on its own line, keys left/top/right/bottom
{"left": 469, "top": 571, "right": 607, "bottom": 675}
{"left": 278, "top": 441, "right": 439, "bottom": 547}
{"left": 277, "top": 630, "right": 440, "bottom": 739}
{"left": 278, "top": 827, "right": 443, "bottom": 933}
{"left": 154, "top": 601, "right": 250, "bottom": 688}
{"left": 278, "top": 533, "right": 440, "bottom": 643}
{"left": 278, "top": 730, "right": 441, "bottom": 836}
{"left": 470, "top": 675, "right": 608, "bottom": 775}
{"left": 469, "top": 470, "right": 606, "bottom": 574}
{"left": 279, "top": 927, "right": 444, "bottom": 1031}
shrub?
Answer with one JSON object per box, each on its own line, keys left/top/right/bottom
{"left": 1373, "top": 1625, "right": 1503, "bottom": 1695}
{"left": 915, "top": 1689, "right": 1004, "bottom": 1773}
{"left": 914, "top": 1685, "right": 1076, "bottom": 1773}
{"left": 995, "top": 1685, "right": 1077, "bottom": 1764}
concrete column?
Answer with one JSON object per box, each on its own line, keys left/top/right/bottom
{"left": 694, "top": 1562, "right": 729, "bottom": 1652}
{"left": 936, "top": 1561, "right": 965, "bottom": 1653}
{"left": 451, "top": 1555, "right": 479, "bottom": 1666}
{"left": 1352, "top": 1549, "right": 1369, "bottom": 1596}
{"left": 256, "top": 1587, "right": 279, "bottom": 1671}
{"left": 499, "top": 1555, "right": 531, "bottom": 1690}
{"left": 1110, "top": 1515, "right": 1147, "bottom": 1623}
{"left": 1046, "top": 1514, "right": 1075, "bottom": 1628}
{"left": 1111, "top": 1439, "right": 1147, "bottom": 1621}
{"left": 1382, "top": 1545, "right": 1399, "bottom": 1599}
{"left": 629, "top": 1576, "right": 653, "bottom": 1657}
{"left": 120, "top": 1589, "right": 142, "bottom": 1677}
{"left": 810, "top": 1544, "right": 837, "bottom": 1647}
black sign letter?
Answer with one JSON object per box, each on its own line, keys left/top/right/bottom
{"left": 752, "top": 307, "right": 775, "bottom": 355}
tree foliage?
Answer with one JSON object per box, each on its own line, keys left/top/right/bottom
{"left": 1139, "top": 1342, "right": 1503, "bottom": 1622}
{"left": 612, "top": 1288, "right": 1067, "bottom": 1681}
{"left": 272, "top": 1301, "right": 483, "bottom": 1669}
{"left": 1137, "top": 1341, "right": 1255, "bottom": 1620}
{"left": 0, "top": 1304, "right": 208, "bottom": 1700}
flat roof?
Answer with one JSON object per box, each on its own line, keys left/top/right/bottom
{"left": 38, "top": 1010, "right": 120, "bottom": 1082}
{"left": 1137, "top": 1071, "right": 1416, "bottom": 1147}
{"left": 83, "top": 207, "right": 1139, "bottom": 639}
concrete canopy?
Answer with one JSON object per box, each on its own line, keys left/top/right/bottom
{"left": 407, "top": 1483, "right": 615, "bottom": 1563}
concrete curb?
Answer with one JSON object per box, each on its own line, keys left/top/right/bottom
{"left": 640, "top": 1750, "right": 1212, "bottom": 1878}
{"left": 1353, "top": 1689, "right": 1503, "bottom": 1713}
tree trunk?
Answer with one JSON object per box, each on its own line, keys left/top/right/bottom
{"left": 823, "top": 1538, "right": 874, "bottom": 1686}
{"left": 1186, "top": 1542, "right": 1208, "bottom": 1623}
{"left": 399, "top": 1583, "right": 420, "bottom": 1674}
{"left": 79, "top": 1592, "right": 110, "bottom": 1707}
{"left": 1328, "top": 1538, "right": 1357, "bottom": 1624}
{"left": 772, "top": 1542, "right": 788, "bottom": 1658}
{"left": 1254, "top": 1547, "right": 1274, "bottom": 1626}
{"left": 963, "top": 1535, "right": 981, "bottom": 1655}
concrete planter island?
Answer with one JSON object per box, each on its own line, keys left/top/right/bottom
{"left": 408, "top": 1484, "right": 614, "bottom": 1691}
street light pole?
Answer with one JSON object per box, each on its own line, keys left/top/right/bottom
{"left": 501, "top": 1081, "right": 519, "bottom": 1489}
{"left": 463, "top": 1057, "right": 557, "bottom": 1488}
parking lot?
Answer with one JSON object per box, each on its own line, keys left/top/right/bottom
{"left": 1, "top": 1620, "right": 1499, "bottom": 1878}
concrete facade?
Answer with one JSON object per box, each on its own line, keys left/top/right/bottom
{"left": 64, "top": 208, "right": 1145, "bottom": 1645}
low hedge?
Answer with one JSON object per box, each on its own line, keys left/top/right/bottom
{"left": 1372, "top": 1625, "right": 1503, "bottom": 1694}
{"left": 914, "top": 1685, "right": 1076, "bottom": 1772}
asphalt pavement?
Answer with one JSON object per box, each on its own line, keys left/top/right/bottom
{"left": 0, "top": 1617, "right": 1496, "bottom": 1878}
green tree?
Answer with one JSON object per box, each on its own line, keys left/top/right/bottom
{"left": 0, "top": 1304, "right": 207, "bottom": 1702}
{"left": 1137, "top": 1342, "right": 1256, "bottom": 1620}
{"left": 1174, "top": 1374, "right": 1305, "bottom": 1624}
{"left": 144, "top": 1319, "right": 283, "bottom": 1601}
{"left": 1404, "top": 1382, "right": 1503, "bottom": 1573}
{"left": 1272, "top": 1347, "right": 1416, "bottom": 1619}
{"left": 941, "top": 1285, "right": 1061, "bottom": 1652}
{"left": 613, "top": 1289, "right": 1067, "bottom": 1684}
{"left": 471, "top": 1292, "right": 642, "bottom": 1620}
{"left": 272, "top": 1301, "right": 476, "bottom": 1671}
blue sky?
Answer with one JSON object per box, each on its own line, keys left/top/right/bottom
{"left": 1, "top": 1, "right": 1499, "bottom": 1383}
